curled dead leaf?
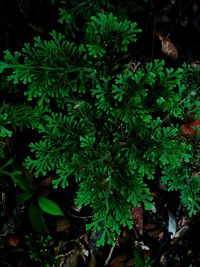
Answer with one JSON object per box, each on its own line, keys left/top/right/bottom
{"left": 6, "top": 234, "right": 20, "bottom": 247}
{"left": 71, "top": 204, "right": 82, "bottom": 212}
{"left": 174, "top": 225, "right": 189, "bottom": 239}
{"left": 158, "top": 34, "right": 178, "bottom": 60}
{"left": 55, "top": 217, "right": 71, "bottom": 232}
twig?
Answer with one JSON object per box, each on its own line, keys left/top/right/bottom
{"left": 66, "top": 210, "right": 92, "bottom": 219}
{"left": 104, "top": 242, "right": 116, "bottom": 266}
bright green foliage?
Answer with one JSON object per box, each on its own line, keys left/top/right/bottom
{"left": 38, "top": 196, "right": 64, "bottom": 216}
{"left": 85, "top": 12, "right": 141, "bottom": 57}
{"left": 0, "top": 8, "right": 200, "bottom": 246}
{"left": 162, "top": 131, "right": 200, "bottom": 216}
{"left": 0, "top": 102, "right": 40, "bottom": 135}
{"left": 56, "top": 0, "right": 147, "bottom": 38}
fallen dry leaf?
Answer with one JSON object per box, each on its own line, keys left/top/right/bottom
{"left": 109, "top": 254, "right": 128, "bottom": 267}
{"left": 87, "top": 252, "right": 96, "bottom": 267}
{"left": 144, "top": 223, "right": 164, "bottom": 240}
{"left": 158, "top": 34, "right": 178, "bottom": 59}
{"left": 62, "top": 251, "right": 79, "bottom": 267}
{"left": 6, "top": 234, "right": 20, "bottom": 247}
{"left": 55, "top": 217, "right": 71, "bottom": 232}
{"left": 71, "top": 204, "right": 82, "bottom": 212}
{"left": 39, "top": 177, "right": 52, "bottom": 186}
{"left": 131, "top": 205, "right": 143, "bottom": 235}
{"left": 174, "top": 225, "right": 189, "bottom": 239}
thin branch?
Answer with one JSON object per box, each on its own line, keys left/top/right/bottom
{"left": 104, "top": 242, "right": 116, "bottom": 266}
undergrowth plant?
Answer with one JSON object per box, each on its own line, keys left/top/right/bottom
{"left": 0, "top": 158, "right": 64, "bottom": 233}
{"left": 0, "top": 3, "right": 200, "bottom": 246}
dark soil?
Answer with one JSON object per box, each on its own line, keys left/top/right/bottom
{"left": 0, "top": 1, "right": 200, "bottom": 267}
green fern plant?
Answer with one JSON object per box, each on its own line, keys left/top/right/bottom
{"left": 0, "top": 9, "right": 200, "bottom": 246}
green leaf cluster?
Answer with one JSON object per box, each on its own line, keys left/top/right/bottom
{"left": 0, "top": 7, "right": 200, "bottom": 246}
{"left": 0, "top": 158, "right": 64, "bottom": 233}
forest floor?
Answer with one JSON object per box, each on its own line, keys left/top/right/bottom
{"left": 0, "top": 1, "right": 200, "bottom": 266}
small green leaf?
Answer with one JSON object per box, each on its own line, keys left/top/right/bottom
{"left": 38, "top": 196, "right": 64, "bottom": 216}
{"left": 28, "top": 202, "right": 47, "bottom": 233}
{"left": 15, "top": 175, "right": 35, "bottom": 193}
{"left": 16, "top": 192, "right": 33, "bottom": 202}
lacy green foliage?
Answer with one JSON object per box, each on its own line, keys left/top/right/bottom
{"left": 0, "top": 102, "right": 41, "bottom": 137}
{"left": 84, "top": 12, "right": 141, "bottom": 57}
{"left": 162, "top": 132, "right": 200, "bottom": 216}
{"left": 57, "top": 0, "right": 120, "bottom": 37}
{"left": 0, "top": 33, "right": 92, "bottom": 105}
{"left": 0, "top": 10, "right": 200, "bottom": 246}
{"left": 56, "top": 0, "right": 148, "bottom": 38}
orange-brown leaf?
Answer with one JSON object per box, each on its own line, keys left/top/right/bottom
{"left": 6, "top": 234, "right": 20, "bottom": 247}
{"left": 131, "top": 205, "right": 143, "bottom": 235}
{"left": 158, "top": 34, "right": 178, "bottom": 59}
{"left": 109, "top": 254, "right": 128, "bottom": 267}
{"left": 55, "top": 217, "right": 71, "bottom": 232}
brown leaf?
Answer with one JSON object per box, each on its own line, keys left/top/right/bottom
{"left": 64, "top": 252, "right": 79, "bottom": 267}
{"left": 55, "top": 217, "right": 71, "bottom": 232}
{"left": 109, "top": 254, "right": 127, "bottom": 267}
{"left": 158, "top": 34, "right": 178, "bottom": 59}
{"left": 131, "top": 205, "right": 143, "bottom": 235}
{"left": 174, "top": 225, "right": 189, "bottom": 239}
{"left": 87, "top": 252, "right": 96, "bottom": 267}
{"left": 39, "top": 177, "right": 52, "bottom": 186}
{"left": 6, "top": 234, "right": 20, "bottom": 247}
{"left": 71, "top": 204, "right": 82, "bottom": 212}
{"left": 147, "top": 227, "right": 164, "bottom": 239}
